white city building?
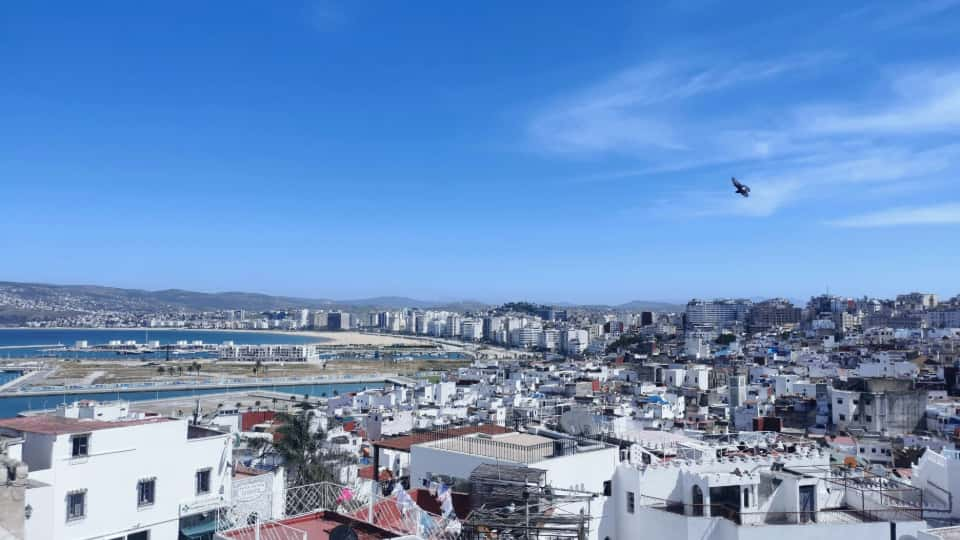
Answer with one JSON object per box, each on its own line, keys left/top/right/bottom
{"left": 606, "top": 441, "right": 926, "bottom": 540}
{"left": 461, "top": 319, "right": 483, "bottom": 341}
{"left": 218, "top": 343, "right": 323, "bottom": 363}
{"left": 410, "top": 431, "right": 618, "bottom": 540}
{"left": 561, "top": 329, "right": 589, "bottom": 354}
{"left": 0, "top": 401, "right": 232, "bottom": 540}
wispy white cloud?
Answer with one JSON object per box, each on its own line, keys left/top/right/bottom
{"left": 528, "top": 55, "right": 826, "bottom": 156}
{"left": 531, "top": 52, "right": 960, "bottom": 226}
{"left": 870, "top": 0, "right": 960, "bottom": 30}
{"left": 827, "top": 203, "right": 960, "bottom": 227}
{"left": 663, "top": 144, "right": 960, "bottom": 218}
{"left": 801, "top": 69, "right": 960, "bottom": 135}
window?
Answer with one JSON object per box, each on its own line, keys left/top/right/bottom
{"left": 626, "top": 491, "right": 635, "bottom": 514}
{"left": 743, "top": 488, "right": 750, "bottom": 508}
{"left": 866, "top": 415, "right": 872, "bottom": 422}
{"left": 137, "top": 478, "right": 156, "bottom": 507}
{"left": 603, "top": 480, "right": 611, "bottom": 497}
{"left": 67, "top": 490, "right": 86, "bottom": 520}
{"left": 836, "top": 398, "right": 844, "bottom": 404}
{"left": 839, "top": 414, "right": 846, "bottom": 421}
{"left": 195, "top": 469, "right": 211, "bottom": 495}
{"left": 128, "top": 532, "right": 149, "bottom": 540}
{"left": 71, "top": 435, "right": 89, "bottom": 458}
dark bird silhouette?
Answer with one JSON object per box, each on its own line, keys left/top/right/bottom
{"left": 731, "top": 177, "right": 750, "bottom": 197}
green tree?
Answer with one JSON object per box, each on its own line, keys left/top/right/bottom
{"left": 269, "top": 410, "right": 355, "bottom": 486}
{"left": 715, "top": 334, "right": 736, "bottom": 346}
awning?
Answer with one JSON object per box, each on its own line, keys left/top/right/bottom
{"left": 180, "top": 518, "right": 216, "bottom": 539}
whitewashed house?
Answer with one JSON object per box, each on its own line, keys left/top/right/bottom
{"left": 0, "top": 403, "right": 232, "bottom": 540}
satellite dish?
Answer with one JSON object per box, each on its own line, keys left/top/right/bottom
{"left": 560, "top": 409, "right": 599, "bottom": 437}
{"left": 329, "top": 525, "right": 359, "bottom": 540}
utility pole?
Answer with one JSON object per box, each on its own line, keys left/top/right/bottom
{"left": 523, "top": 488, "right": 530, "bottom": 539}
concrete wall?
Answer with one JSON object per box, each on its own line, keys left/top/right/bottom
{"left": 533, "top": 447, "right": 618, "bottom": 540}
{"left": 409, "top": 444, "right": 502, "bottom": 489}
{"left": 611, "top": 502, "right": 920, "bottom": 540}
{"left": 24, "top": 482, "right": 53, "bottom": 540}
{"left": 0, "top": 460, "right": 27, "bottom": 539}
{"left": 913, "top": 448, "right": 960, "bottom": 518}
{"left": 20, "top": 433, "right": 54, "bottom": 472}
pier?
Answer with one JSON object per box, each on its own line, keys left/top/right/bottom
{"left": 0, "top": 344, "right": 63, "bottom": 350}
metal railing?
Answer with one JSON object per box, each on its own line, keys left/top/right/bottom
{"left": 219, "top": 479, "right": 460, "bottom": 540}
{"left": 640, "top": 494, "right": 922, "bottom": 525}
{"left": 214, "top": 518, "right": 308, "bottom": 540}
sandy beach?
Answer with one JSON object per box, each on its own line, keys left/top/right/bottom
{"left": 0, "top": 327, "right": 435, "bottom": 347}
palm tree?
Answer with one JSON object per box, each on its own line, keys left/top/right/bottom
{"left": 254, "top": 359, "right": 263, "bottom": 376}
{"left": 269, "top": 410, "right": 355, "bottom": 487}
{"left": 191, "top": 361, "right": 201, "bottom": 379}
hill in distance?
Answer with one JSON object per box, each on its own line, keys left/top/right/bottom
{"left": 0, "top": 281, "right": 488, "bottom": 313}
{"left": 0, "top": 281, "right": 682, "bottom": 318}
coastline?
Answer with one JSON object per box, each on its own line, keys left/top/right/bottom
{"left": 0, "top": 327, "right": 433, "bottom": 347}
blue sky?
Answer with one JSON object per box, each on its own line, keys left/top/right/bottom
{"left": 2, "top": 1, "right": 960, "bottom": 304}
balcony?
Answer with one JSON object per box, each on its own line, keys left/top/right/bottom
{"left": 650, "top": 498, "right": 919, "bottom": 526}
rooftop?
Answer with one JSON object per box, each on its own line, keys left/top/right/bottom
{"left": 374, "top": 424, "right": 512, "bottom": 452}
{"left": 922, "top": 526, "right": 960, "bottom": 540}
{"left": 422, "top": 431, "right": 612, "bottom": 464}
{"left": 0, "top": 415, "right": 174, "bottom": 435}
{"left": 219, "top": 511, "right": 400, "bottom": 540}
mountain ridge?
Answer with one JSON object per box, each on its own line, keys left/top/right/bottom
{"left": 0, "top": 280, "right": 683, "bottom": 315}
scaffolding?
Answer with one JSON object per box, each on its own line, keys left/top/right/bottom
{"left": 461, "top": 463, "right": 595, "bottom": 540}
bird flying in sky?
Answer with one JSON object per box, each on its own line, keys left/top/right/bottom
{"left": 732, "top": 177, "right": 750, "bottom": 198}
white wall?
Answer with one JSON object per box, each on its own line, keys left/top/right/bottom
{"left": 23, "top": 419, "right": 231, "bottom": 540}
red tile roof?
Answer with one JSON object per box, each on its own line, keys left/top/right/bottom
{"left": 374, "top": 424, "right": 511, "bottom": 452}
{"left": 0, "top": 415, "right": 175, "bottom": 435}
{"left": 241, "top": 411, "right": 276, "bottom": 432}
{"left": 358, "top": 466, "right": 393, "bottom": 482}
{"left": 223, "top": 511, "right": 398, "bottom": 540}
